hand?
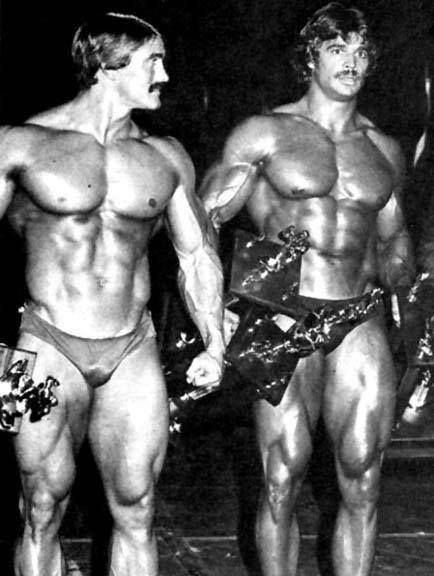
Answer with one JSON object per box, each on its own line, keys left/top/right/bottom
{"left": 186, "top": 350, "right": 224, "bottom": 387}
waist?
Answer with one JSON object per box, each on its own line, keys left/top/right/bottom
{"left": 299, "top": 249, "right": 376, "bottom": 290}
{"left": 276, "top": 289, "right": 384, "bottom": 321}
{"left": 24, "top": 297, "right": 151, "bottom": 339}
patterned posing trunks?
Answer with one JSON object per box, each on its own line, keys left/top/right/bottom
{"left": 19, "top": 304, "right": 156, "bottom": 388}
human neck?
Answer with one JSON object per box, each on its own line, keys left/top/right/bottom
{"left": 302, "top": 89, "right": 359, "bottom": 136}
{"left": 68, "top": 85, "right": 137, "bottom": 144}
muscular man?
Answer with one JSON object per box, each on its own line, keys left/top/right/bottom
{"left": 0, "top": 12, "right": 225, "bottom": 576}
{"left": 200, "top": 3, "right": 414, "bottom": 575}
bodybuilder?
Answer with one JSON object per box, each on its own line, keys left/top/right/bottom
{"left": 0, "top": 12, "right": 225, "bottom": 576}
{"left": 200, "top": 3, "right": 414, "bottom": 575}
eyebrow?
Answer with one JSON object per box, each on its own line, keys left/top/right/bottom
{"left": 326, "top": 41, "right": 368, "bottom": 51}
{"left": 326, "top": 42, "right": 346, "bottom": 50}
{"left": 148, "top": 51, "right": 165, "bottom": 60}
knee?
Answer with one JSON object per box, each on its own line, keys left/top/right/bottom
{"left": 337, "top": 452, "right": 382, "bottom": 510}
{"left": 23, "top": 489, "right": 64, "bottom": 534}
{"left": 263, "top": 446, "right": 308, "bottom": 522}
{"left": 110, "top": 479, "right": 156, "bottom": 537}
{"left": 264, "top": 464, "right": 291, "bottom": 518}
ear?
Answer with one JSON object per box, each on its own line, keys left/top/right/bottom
{"left": 306, "top": 47, "right": 315, "bottom": 70}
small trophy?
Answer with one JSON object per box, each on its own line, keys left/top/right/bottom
{"left": 229, "top": 226, "right": 310, "bottom": 314}
{"left": 0, "top": 344, "right": 59, "bottom": 433}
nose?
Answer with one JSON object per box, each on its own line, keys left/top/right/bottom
{"left": 156, "top": 61, "right": 169, "bottom": 83}
{"left": 344, "top": 55, "right": 356, "bottom": 69}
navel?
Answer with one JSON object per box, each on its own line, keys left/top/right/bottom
{"left": 148, "top": 198, "right": 157, "bottom": 208}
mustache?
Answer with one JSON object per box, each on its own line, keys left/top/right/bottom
{"left": 336, "top": 69, "right": 360, "bottom": 79}
{"left": 149, "top": 82, "right": 167, "bottom": 93}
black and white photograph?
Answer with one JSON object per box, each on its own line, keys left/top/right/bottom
{"left": 0, "top": 1, "right": 434, "bottom": 574}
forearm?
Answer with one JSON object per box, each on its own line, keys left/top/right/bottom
{"left": 178, "top": 240, "right": 225, "bottom": 360}
{"left": 379, "top": 229, "right": 415, "bottom": 290}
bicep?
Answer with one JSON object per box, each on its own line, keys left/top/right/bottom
{"left": 166, "top": 182, "right": 210, "bottom": 258}
{"left": 199, "top": 117, "right": 273, "bottom": 225}
{"left": 377, "top": 190, "right": 408, "bottom": 243}
{"left": 199, "top": 160, "right": 259, "bottom": 223}
{"left": 376, "top": 141, "right": 407, "bottom": 243}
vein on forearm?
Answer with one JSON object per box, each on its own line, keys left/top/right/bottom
{"left": 177, "top": 238, "right": 224, "bottom": 354}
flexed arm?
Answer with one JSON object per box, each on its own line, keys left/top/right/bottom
{"left": 199, "top": 160, "right": 259, "bottom": 231}
{"left": 199, "top": 116, "right": 272, "bottom": 229}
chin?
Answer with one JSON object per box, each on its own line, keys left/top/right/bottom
{"left": 147, "top": 96, "right": 162, "bottom": 110}
{"left": 333, "top": 85, "right": 360, "bottom": 100}
{"left": 138, "top": 99, "right": 162, "bottom": 111}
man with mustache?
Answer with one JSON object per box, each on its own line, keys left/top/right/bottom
{"left": 200, "top": 3, "right": 413, "bottom": 575}
{"left": 0, "top": 12, "right": 225, "bottom": 576}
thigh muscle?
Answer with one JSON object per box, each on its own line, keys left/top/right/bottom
{"left": 88, "top": 336, "right": 168, "bottom": 502}
{"left": 13, "top": 332, "right": 92, "bottom": 497}
{"left": 323, "top": 318, "right": 396, "bottom": 469}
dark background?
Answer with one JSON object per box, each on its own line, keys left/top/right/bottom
{"left": 1, "top": 0, "right": 434, "bottom": 165}
{"left": 0, "top": 2, "right": 433, "bottom": 572}
{"left": 0, "top": 0, "right": 433, "bottom": 341}
{"left": 0, "top": 0, "right": 431, "bottom": 371}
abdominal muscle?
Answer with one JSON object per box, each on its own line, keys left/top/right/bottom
{"left": 22, "top": 216, "right": 153, "bottom": 338}
{"left": 298, "top": 248, "right": 376, "bottom": 300}
{"left": 256, "top": 197, "right": 378, "bottom": 301}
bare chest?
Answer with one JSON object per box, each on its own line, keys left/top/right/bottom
{"left": 260, "top": 129, "right": 394, "bottom": 209}
{"left": 13, "top": 137, "right": 178, "bottom": 219}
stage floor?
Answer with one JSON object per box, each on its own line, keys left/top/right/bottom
{"left": 1, "top": 425, "right": 434, "bottom": 575}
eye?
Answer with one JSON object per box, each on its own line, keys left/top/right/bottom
{"left": 357, "top": 49, "right": 369, "bottom": 59}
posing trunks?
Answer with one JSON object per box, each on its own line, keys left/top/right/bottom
{"left": 19, "top": 304, "right": 156, "bottom": 388}
{"left": 226, "top": 289, "right": 384, "bottom": 405}
{"left": 280, "top": 289, "right": 384, "bottom": 355}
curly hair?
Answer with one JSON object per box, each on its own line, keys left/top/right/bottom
{"left": 71, "top": 12, "right": 162, "bottom": 90}
{"left": 292, "top": 2, "right": 378, "bottom": 85}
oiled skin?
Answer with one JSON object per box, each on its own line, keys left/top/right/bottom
{"left": 200, "top": 44, "right": 414, "bottom": 576}
{"left": 1, "top": 34, "right": 225, "bottom": 576}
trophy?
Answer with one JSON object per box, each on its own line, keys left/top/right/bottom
{"left": 0, "top": 344, "right": 59, "bottom": 433}
{"left": 229, "top": 226, "right": 310, "bottom": 314}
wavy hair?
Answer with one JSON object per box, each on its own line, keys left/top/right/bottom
{"left": 292, "top": 2, "right": 378, "bottom": 85}
{"left": 72, "top": 12, "right": 162, "bottom": 89}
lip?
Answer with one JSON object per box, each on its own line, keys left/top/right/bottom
{"left": 149, "top": 89, "right": 161, "bottom": 97}
{"left": 338, "top": 75, "right": 359, "bottom": 85}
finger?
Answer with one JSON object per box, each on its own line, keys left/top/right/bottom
{"left": 189, "top": 368, "right": 220, "bottom": 387}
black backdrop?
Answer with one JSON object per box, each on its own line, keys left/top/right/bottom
{"left": 0, "top": 0, "right": 433, "bottom": 342}
{"left": 0, "top": 1, "right": 433, "bottom": 563}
